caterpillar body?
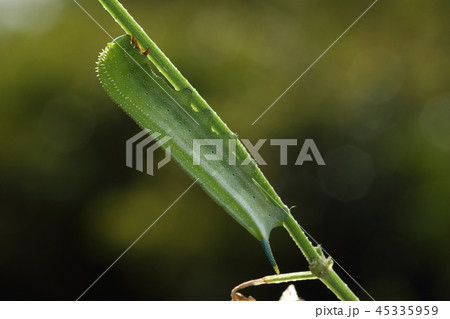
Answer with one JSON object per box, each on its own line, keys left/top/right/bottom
{"left": 96, "top": 35, "right": 293, "bottom": 273}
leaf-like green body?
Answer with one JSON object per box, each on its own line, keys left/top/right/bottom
{"left": 97, "top": 35, "right": 292, "bottom": 272}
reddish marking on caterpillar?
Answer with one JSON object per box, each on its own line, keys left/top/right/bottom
{"left": 130, "top": 36, "right": 140, "bottom": 49}
{"left": 142, "top": 48, "right": 150, "bottom": 56}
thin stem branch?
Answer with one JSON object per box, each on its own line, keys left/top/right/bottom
{"left": 263, "top": 271, "right": 317, "bottom": 284}
{"left": 231, "top": 271, "right": 316, "bottom": 301}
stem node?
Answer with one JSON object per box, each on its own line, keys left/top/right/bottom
{"left": 309, "top": 256, "right": 334, "bottom": 279}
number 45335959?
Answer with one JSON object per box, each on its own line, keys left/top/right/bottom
{"left": 376, "top": 305, "right": 438, "bottom": 316}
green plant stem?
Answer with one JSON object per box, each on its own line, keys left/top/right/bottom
{"left": 99, "top": 0, "right": 210, "bottom": 115}
{"left": 98, "top": 0, "right": 360, "bottom": 301}
{"left": 263, "top": 271, "right": 317, "bottom": 284}
{"left": 283, "top": 214, "right": 359, "bottom": 301}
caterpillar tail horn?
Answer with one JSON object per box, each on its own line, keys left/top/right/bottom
{"left": 261, "top": 240, "right": 279, "bottom": 275}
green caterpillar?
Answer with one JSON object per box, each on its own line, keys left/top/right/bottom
{"left": 97, "top": 34, "right": 293, "bottom": 273}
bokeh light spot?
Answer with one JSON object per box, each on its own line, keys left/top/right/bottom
{"left": 319, "top": 145, "right": 374, "bottom": 202}
{"left": 347, "top": 48, "right": 404, "bottom": 104}
{"left": 0, "top": 0, "right": 63, "bottom": 35}
{"left": 419, "top": 95, "right": 450, "bottom": 150}
{"left": 39, "top": 95, "right": 96, "bottom": 153}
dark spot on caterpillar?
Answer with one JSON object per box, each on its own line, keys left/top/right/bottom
{"left": 252, "top": 196, "right": 256, "bottom": 199}
{"left": 145, "top": 92, "right": 149, "bottom": 95}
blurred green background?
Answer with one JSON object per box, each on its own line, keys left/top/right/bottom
{"left": 0, "top": 0, "right": 449, "bottom": 300}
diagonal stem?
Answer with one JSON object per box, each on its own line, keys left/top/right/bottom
{"left": 283, "top": 214, "right": 359, "bottom": 301}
